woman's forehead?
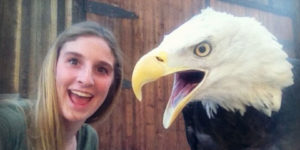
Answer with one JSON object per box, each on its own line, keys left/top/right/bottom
{"left": 60, "top": 36, "right": 115, "bottom": 66}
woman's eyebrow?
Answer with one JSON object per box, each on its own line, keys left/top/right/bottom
{"left": 97, "top": 61, "right": 114, "bottom": 70}
{"left": 62, "top": 51, "right": 83, "bottom": 58}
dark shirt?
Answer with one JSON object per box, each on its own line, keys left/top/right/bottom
{"left": 0, "top": 100, "right": 98, "bottom": 150}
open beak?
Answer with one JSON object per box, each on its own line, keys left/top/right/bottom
{"left": 132, "top": 49, "right": 205, "bottom": 128}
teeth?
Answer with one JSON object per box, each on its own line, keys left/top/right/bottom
{"left": 71, "top": 90, "right": 92, "bottom": 98}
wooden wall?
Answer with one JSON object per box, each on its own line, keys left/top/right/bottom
{"left": 0, "top": 0, "right": 299, "bottom": 150}
{"left": 86, "top": 0, "right": 297, "bottom": 150}
{"left": 0, "top": 0, "right": 80, "bottom": 99}
{"left": 0, "top": 0, "right": 65, "bottom": 98}
{"left": 87, "top": 1, "right": 206, "bottom": 149}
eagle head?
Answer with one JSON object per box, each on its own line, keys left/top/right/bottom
{"left": 131, "top": 8, "right": 294, "bottom": 128}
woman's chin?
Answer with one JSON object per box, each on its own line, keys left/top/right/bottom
{"left": 62, "top": 111, "right": 90, "bottom": 123}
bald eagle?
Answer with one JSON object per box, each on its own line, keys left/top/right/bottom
{"left": 132, "top": 8, "right": 300, "bottom": 150}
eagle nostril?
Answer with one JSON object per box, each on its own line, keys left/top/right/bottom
{"left": 156, "top": 56, "right": 164, "bottom": 62}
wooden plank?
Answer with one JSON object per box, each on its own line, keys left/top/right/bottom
{"left": 17, "top": 0, "right": 57, "bottom": 98}
{"left": 0, "top": 0, "right": 18, "bottom": 93}
{"left": 13, "top": 0, "right": 23, "bottom": 93}
{"left": 57, "top": 0, "right": 66, "bottom": 34}
{"left": 72, "top": 0, "right": 87, "bottom": 24}
{"left": 18, "top": 0, "right": 31, "bottom": 97}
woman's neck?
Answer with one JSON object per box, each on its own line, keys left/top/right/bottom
{"left": 64, "top": 136, "right": 77, "bottom": 150}
{"left": 63, "top": 119, "right": 85, "bottom": 150}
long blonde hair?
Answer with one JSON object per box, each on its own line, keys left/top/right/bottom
{"left": 29, "top": 21, "right": 123, "bottom": 150}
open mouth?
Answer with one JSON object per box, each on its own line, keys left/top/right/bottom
{"left": 169, "top": 70, "right": 205, "bottom": 107}
{"left": 68, "top": 90, "right": 94, "bottom": 105}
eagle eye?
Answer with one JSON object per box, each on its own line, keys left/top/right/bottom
{"left": 194, "top": 41, "right": 212, "bottom": 57}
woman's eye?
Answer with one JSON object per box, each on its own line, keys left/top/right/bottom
{"left": 68, "top": 58, "right": 79, "bottom": 65}
{"left": 97, "top": 67, "right": 108, "bottom": 74}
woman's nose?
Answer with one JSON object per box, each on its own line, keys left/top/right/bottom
{"left": 77, "top": 66, "right": 94, "bottom": 87}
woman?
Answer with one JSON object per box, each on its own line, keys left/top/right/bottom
{"left": 0, "top": 21, "right": 123, "bottom": 150}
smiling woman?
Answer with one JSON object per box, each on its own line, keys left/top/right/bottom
{"left": 0, "top": 21, "right": 123, "bottom": 150}
{"left": 56, "top": 36, "right": 115, "bottom": 124}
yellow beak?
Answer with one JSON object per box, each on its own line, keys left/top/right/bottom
{"left": 131, "top": 50, "right": 169, "bottom": 101}
{"left": 132, "top": 49, "right": 196, "bottom": 128}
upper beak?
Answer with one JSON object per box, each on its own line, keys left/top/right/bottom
{"left": 132, "top": 49, "right": 169, "bottom": 101}
{"left": 132, "top": 49, "right": 193, "bottom": 128}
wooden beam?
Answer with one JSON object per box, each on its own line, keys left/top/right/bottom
{"left": 65, "top": 0, "right": 73, "bottom": 28}
{"left": 57, "top": 0, "right": 66, "bottom": 34}
{"left": 0, "top": 0, "right": 18, "bottom": 93}
{"left": 86, "top": 1, "right": 138, "bottom": 19}
{"left": 50, "top": 0, "right": 58, "bottom": 42}
{"left": 13, "top": 0, "right": 23, "bottom": 92}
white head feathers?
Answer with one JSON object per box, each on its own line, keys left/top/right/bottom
{"left": 161, "top": 8, "right": 294, "bottom": 117}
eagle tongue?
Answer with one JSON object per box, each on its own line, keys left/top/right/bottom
{"left": 170, "top": 80, "right": 196, "bottom": 107}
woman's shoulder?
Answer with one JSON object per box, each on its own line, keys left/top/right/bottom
{"left": 0, "top": 99, "right": 31, "bottom": 149}
{"left": 77, "top": 123, "right": 99, "bottom": 150}
{"left": 0, "top": 99, "right": 32, "bottom": 130}
{"left": 0, "top": 99, "right": 32, "bottom": 115}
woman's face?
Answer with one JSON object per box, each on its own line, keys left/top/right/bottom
{"left": 56, "top": 36, "right": 115, "bottom": 123}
